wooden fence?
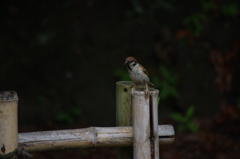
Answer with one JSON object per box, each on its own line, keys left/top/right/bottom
{"left": 0, "top": 81, "right": 175, "bottom": 159}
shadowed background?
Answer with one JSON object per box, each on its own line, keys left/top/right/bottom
{"left": 1, "top": 0, "right": 240, "bottom": 158}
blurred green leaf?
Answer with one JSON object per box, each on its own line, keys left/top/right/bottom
{"left": 187, "top": 122, "right": 198, "bottom": 133}
{"left": 151, "top": 75, "right": 161, "bottom": 88}
{"left": 113, "top": 69, "right": 131, "bottom": 81}
{"left": 158, "top": 81, "right": 179, "bottom": 99}
{"left": 201, "top": 0, "right": 215, "bottom": 12}
{"left": 155, "top": 0, "right": 175, "bottom": 11}
{"left": 170, "top": 106, "right": 198, "bottom": 133}
{"left": 69, "top": 107, "right": 81, "bottom": 117}
{"left": 169, "top": 113, "right": 185, "bottom": 123}
{"left": 177, "top": 124, "right": 186, "bottom": 133}
{"left": 152, "top": 65, "right": 179, "bottom": 100}
{"left": 183, "top": 13, "right": 207, "bottom": 36}
{"left": 56, "top": 106, "right": 81, "bottom": 125}
{"left": 186, "top": 105, "right": 194, "bottom": 120}
{"left": 159, "top": 66, "right": 178, "bottom": 85}
{"left": 37, "top": 96, "right": 48, "bottom": 104}
{"left": 57, "top": 112, "right": 74, "bottom": 125}
{"left": 131, "top": 0, "right": 144, "bottom": 14}
{"left": 221, "top": 3, "right": 239, "bottom": 18}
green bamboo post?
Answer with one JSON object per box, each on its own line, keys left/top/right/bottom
{"left": 0, "top": 91, "right": 18, "bottom": 155}
{"left": 116, "top": 81, "right": 135, "bottom": 159}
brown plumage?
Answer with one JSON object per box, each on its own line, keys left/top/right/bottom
{"left": 124, "top": 56, "right": 155, "bottom": 96}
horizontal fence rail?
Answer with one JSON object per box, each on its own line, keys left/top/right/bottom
{"left": 19, "top": 125, "right": 174, "bottom": 152}
{"left": 1, "top": 83, "right": 175, "bottom": 159}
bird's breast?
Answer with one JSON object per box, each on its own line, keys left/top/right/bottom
{"left": 129, "top": 69, "right": 149, "bottom": 85}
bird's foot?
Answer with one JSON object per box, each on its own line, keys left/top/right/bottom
{"left": 144, "top": 89, "right": 149, "bottom": 98}
{"left": 131, "top": 86, "right": 136, "bottom": 96}
{"left": 144, "top": 83, "right": 149, "bottom": 99}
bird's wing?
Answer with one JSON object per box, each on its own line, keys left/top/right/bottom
{"left": 148, "top": 82, "right": 155, "bottom": 88}
{"left": 139, "top": 64, "right": 150, "bottom": 77}
{"left": 144, "top": 68, "right": 155, "bottom": 88}
{"left": 143, "top": 67, "right": 149, "bottom": 77}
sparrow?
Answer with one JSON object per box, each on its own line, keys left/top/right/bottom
{"left": 124, "top": 56, "right": 155, "bottom": 97}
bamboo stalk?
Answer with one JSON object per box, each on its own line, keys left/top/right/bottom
{"left": 18, "top": 125, "right": 174, "bottom": 152}
{"left": 116, "top": 81, "right": 134, "bottom": 126}
{"left": 132, "top": 90, "right": 159, "bottom": 159}
{"left": 116, "top": 81, "right": 135, "bottom": 159}
{"left": 0, "top": 91, "right": 18, "bottom": 154}
{"left": 150, "top": 90, "right": 160, "bottom": 159}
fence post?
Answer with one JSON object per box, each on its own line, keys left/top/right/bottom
{"left": 132, "top": 90, "right": 159, "bottom": 159}
{"left": 116, "top": 81, "right": 135, "bottom": 159}
{"left": 0, "top": 91, "right": 18, "bottom": 155}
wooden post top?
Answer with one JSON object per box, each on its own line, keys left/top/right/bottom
{"left": 116, "top": 81, "right": 158, "bottom": 92}
{"left": 116, "top": 81, "right": 135, "bottom": 85}
{"left": 0, "top": 91, "right": 18, "bottom": 101}
{"left": 131, "top": 89, "right": 159, "bottom": 95}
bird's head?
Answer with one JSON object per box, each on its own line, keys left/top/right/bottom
{"left": 124, "top": 57, "right": 138, "bottom": 68}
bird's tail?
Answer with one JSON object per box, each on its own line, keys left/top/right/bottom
{"left": 148, "top": 82, "right": 155, "bottom": 88}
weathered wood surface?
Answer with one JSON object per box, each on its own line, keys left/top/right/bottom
{"left": 18, "top": 125, "right": 174, "bottom": 152}
{"left": 0, "top": 91, "right": 18, "bottom": 154}
{"left": 116, "top": 81, "right": 135, "bottom": 126}
{"left": 132, "top": 90, "right": 159, "bottom": 159}
{"left": 151, "top": 90, "right": 160, "bottom": 159}
{"left": 116, "top": 81, "right": 135, "bottom": 159}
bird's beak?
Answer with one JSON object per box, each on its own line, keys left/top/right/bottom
{"left": 124, "top": 61, "right": 128, "bottom": 65}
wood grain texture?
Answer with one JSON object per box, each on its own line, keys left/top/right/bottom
{"left": 132, "top": 90, "right": 160, "bottom": 159}
{"left": 0, "top": 91, "right": 18, "bottom": 154}
{"left": 18, "top": 125, "right": 174, "bottom": 152}
{"left": 116, "top": 81, "right": 135, "bottom": 159}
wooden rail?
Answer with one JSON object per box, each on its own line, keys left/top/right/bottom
{"left": 18, "top": 125, "right": 174, "bottom": 152}
{"left": 0, "top": 82, "right": 175, "bottom": 159}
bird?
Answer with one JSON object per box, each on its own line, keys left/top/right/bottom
{"left": 124, "top": 56, "right": 155, "bottom": 97}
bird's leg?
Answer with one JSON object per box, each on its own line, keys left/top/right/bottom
{"left": 131, "top": 86, "right": 136, "bottom": 96}
{"left": 145, "top": 83, "right": 149, "bottom": 98}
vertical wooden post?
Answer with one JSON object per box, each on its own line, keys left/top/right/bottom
{"left": 151, "top": 91, "right": 160, "bottom": 158}
{"left": 0, "top": 91, "right": 18, "bottom": 155}
{"left": 132, "top": 90, "right": 159, "bottom": 159}
{"left": 116, "top": 81, "right": 135, "bottom": 159}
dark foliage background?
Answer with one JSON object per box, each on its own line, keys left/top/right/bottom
{"left": 1, "top": 0, "right": 240, "bottom": 158}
